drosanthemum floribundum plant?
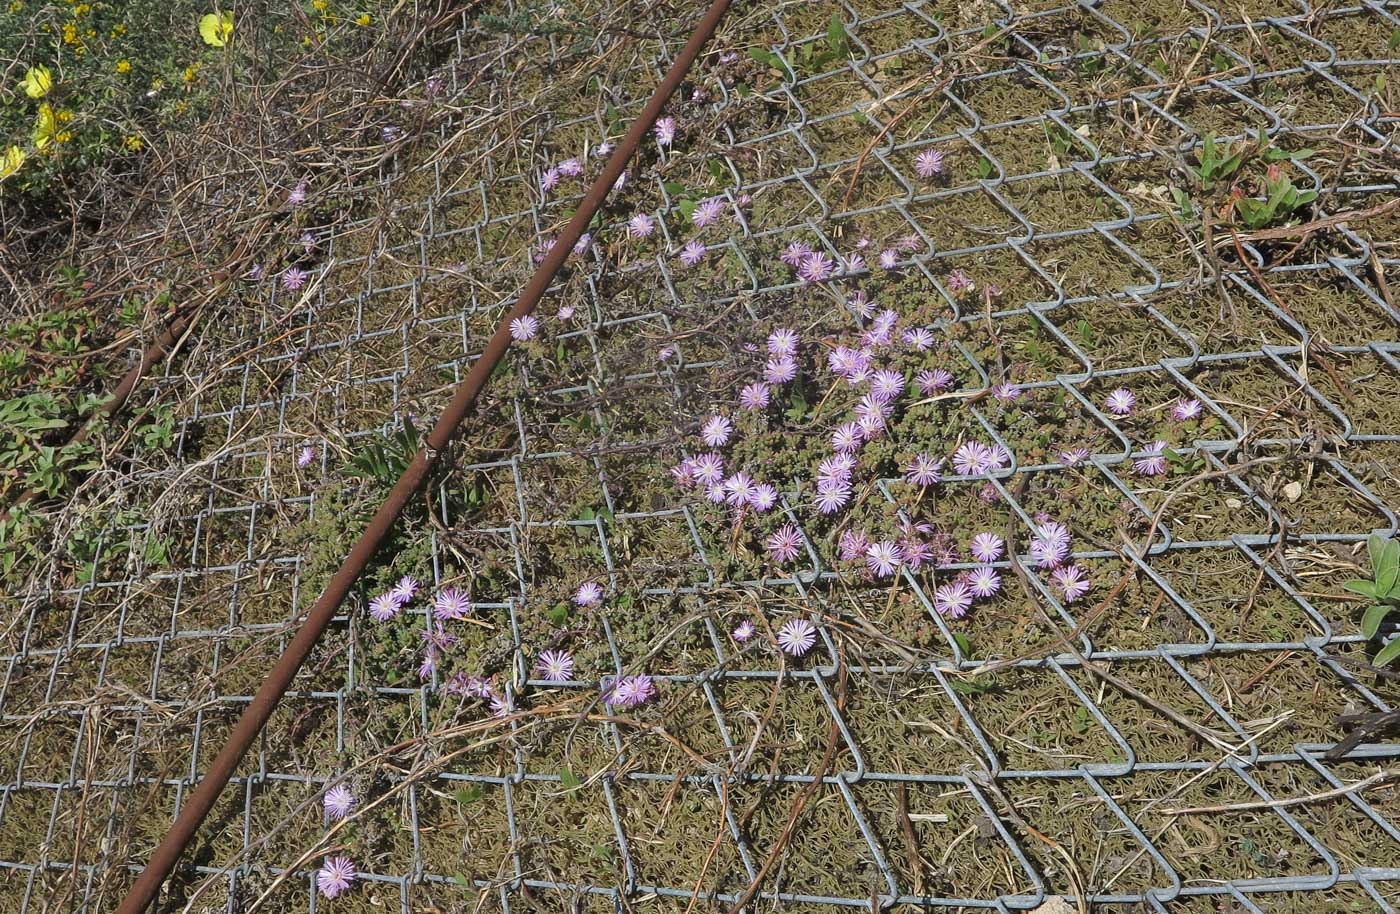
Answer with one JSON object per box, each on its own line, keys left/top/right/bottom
{"left": 369, "top": 592, "right": 401, "bottom": 622}
{"left": 1134, "top": 441, "right": 1169, "bottom": 476}
{"left": 969, "top": 532, "right": 1005, "bottom": 563}
{"left": 749, "top": 483, "right": 778, "bottom": 512}
{"left": 607, "top": 674, "right": 658, "bottom": 707}
{"left": 1051, "top": 564, "right": 1091, "bottom": 603}
{"left": 776, "top": 618, "right": 817, "bottom": 656}
{"left": 739, "top": 382, "right": 771, "bottom": 411}
{"left": 679, "top": 240, "right": 706, "bottom": 266}
{"left": 866, "top": 540, "right": 903, "bottom": 578}
{"left": 916, "top": 368, "right": 955, "bottom": 395}
{"left": 797, "top": 251, "right": 834, "bottom": 283}
{"left": 1172, "top": 398, "right": 1202, "bottom": 421}
{"left": 281, "top": 267, "right": 309, "bottom": 291}
{"left": 535, "top": 649, "right": 575, "bottom": 682}
{"left": 692, "top": 197, "right": 725, "bottom": 227}
{"left": 766, "top": 524, "right": 803, "bottom": 563}
{"left": 915, "top": 148, "right": 945, "bottom": 178}
{"left": 317, "top": 856, "right": 357, "bottom": 899}
{"left": 627, "top": 212, "right": 655, "bottom": 237}
{"left": 763, "top": 356, "right": 797, "bottom": 385}
{"left": 575, "top": 581, "right": 603, "bottom": 606}
{"left": 323, "top": 784, "right": 356, "bottom": 821}
{"left": 433, "top": 587, "right": 472, "bottom": 620}
{"left": 967, "top": 566, "right": 1002, "bottom": 598}
{"left": 732, "top": 619, "right": 756, "bottom": 642}
{"left": 934, "top": 581, "right": 974, "bottom": 618}
{"left": 1105, "top": 388, "right": 1136, "bottom": 416}
{"left": 297, "top": 445, "right": 317, "bottom": 467}
{"left": 509, "top": 315, "right": 539, "bottom": 341}
{"left": 701, "top": 415, "right": 733, "bottom": 447}
{"left": 945, "top": 268, "right": 974, "bottom": 294}
{"left": 905, "top": 453, "right": 943, "bottom": 487}
{"left": 391, "top": 575, "right": 420, "bottom": 603}
{"left": 781, "top": 240, "right": 813, "bottom": 266}
{"left": 654, "top": 116, "right": 675, "bottom": 146}
{"left": 768, "top": 328, "right": 799, "bottom": 357}
{"left": 1060, "top": 446, "right": 1090, "bottom": 467}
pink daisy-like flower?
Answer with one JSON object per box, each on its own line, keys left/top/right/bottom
{"left": 844, "top": 252, "right": 866, "bottom": 273}
{"left": 917, "top": 368, "right": 955, "bottom": 396}
{"left": 814, "top": 484, "right": 851, "bottom": 515}
{"left": 690, "top": 452, "right": 725, "bottom": 486}
{"left": 422, "top": 623, "right": 458, "bottom": 652}
{"left": 732, "top": 619, "right": 756, "bottom": 642}
{"left": 764, "top": 356, "right": 798, "bottom": 385}
{"left": 879, "top": 249, "right": 899, "bottom": 270}
{"left": 418, "top": 650, "right": 437, "bottom": 680}
{"left": 968, "top": 566, "right": 1002, "bottom": 598}
{"left": 798, "top": 251, "right": 835, "bottom": 283}
{"left": 903, "top": 328, "right": 935, "bottom": 351}
{"left": 369, "top": 592, "right": 401, "bottom": 622}
{"left": 781, "top": 240, "right": 814, "bottom": 266}
{"left": 627, "top": 213, "right": 655, "bottom": 238}
{"left": 1105, "top": 388, "right": 1136, "bottom": 416}
{"left": 489, "top": 692, "right": 510, "bottom": 717}
{"left": 766, "top": 524, "right": 803, "bottom": 563}
{"left": 679, "top": 240, "right": 706, "bottom": 266}
{"left": 915, "top": 148, "right": 946, "bottom": 178}
{"left": 776, "top": 618, "right": 817, "bottom": 656}
{"left": 540, "top": 167, "right": 561, "bottom": 193}
{"left": 509, "top": 315, "right": 539, "bottom": 341}
{"left": 1030, "top": 533, "right": 1070, "bottom": 570}
{"left": 831, "top": 422, "right": 863, "bottom": 453}
{"left": 749, "top": 482, "right": 778, "bottom": 512}
{"left": 934, "top": 581, "right": 974, "bottom": 618}
{"left": 658, "top": 345, "right": 676, "bottom": 362}
{"left": 1051, "top": 564, "right": 1091, "bottom": 603}
{"left": 740, "top": 382, "right": 771, "bottom": 410}
{"left": 558, "top": 157, "right": 583, "bottom": 177}
{"left": 297, "top": 445, "right": 316, "bottom": 467}
{"left": 1134, "top": 441, "right": 1169, "bottom": 477}
{"left": 433, "top": 587, "right": 472, "bottom": 620}
{"left": 1172, "top": 398, "right": 1202, "bottom": 421}
{"left": 323, "top": 784, "right": 356, "bottom": 821}
{"left": 905, "top": 453, "right": 943, "bottom": 487}
{"left": 287, "top": 180, "right": 308, "bottom": 207}
{"left": 945, "top": 269, "right": 974, "bottom": 294}
{"left": 573, "top": 233, "right": 592, "bottom": 255}
{"left": 317, "top": 856, "right": 357, "bottom": 898}
{"left": 839, "top": 528, "right": 871, "bottom": 562}
{"left": 952, "top": 441, "right": 995, "bottom": 476}
{"left": 969, "top": 532, "right": 1005, "bottom": 563}
{"left": 575, "top": 581, "right": 603, "bottom": 607}
{"left": 557, "top": 304, "right": 576, "bottom": 322}
{"left": 391, "top": 575, "right": 420, "bottom": 603}
{"left": 654, "top": 117, "right": 676, "bottom": 146}
{"left": 724, "top": 472, "right": 758, "bottom": 506}
{"left": 866, "top": 540, "right": 903, "bottom": 578}
{"left": 869, "top": 369, "right": 906, "bottom": 403}
{"left": 768, "top": 328, "right": 799, "bottom": 357}
{"left": 536, "top": 649, "right": 575, "bottom": 682}
{"left": 692, "top": 197, "right": 725, "bottom": 228}
{"left": 992, "top": 383, "right": 1022, "bottom": 403}
{"left": 1060, "top": 446, "right": 1090, "bottom": 467}
{"left": 701, "top": 415, "right": 733, "bottom": 448}
{"left": 594, "top": 139, "right": 615, "bottom": 158}
{"left": 281, "top": 267, "right": 309, "bottom": 291}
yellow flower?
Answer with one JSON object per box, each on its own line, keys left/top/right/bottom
{"left": 62, "top": 22, "right": 78, "bottom": 43}
{"left": 312, "top": 0, "right": 326, "bottom": 9}
{"left": 183, "top": 63, "right": 200, "bottom": 84}
{"left": 33, "top": 104, "right": 57, "bottom": 149}
{"left": 0, "top": 146, "right": 25, "bottom": 180}
{"left": 116, "top": 59, "right": 132, "bottom": 73}
{"left": 111, "top": 23, "right": 126, "bottom": 37}
{"left": 73, "top": 2, "right": 90, "bottom": 14}
{"left": 19, "top": 64, "right": 52, "bottom": 98}
{"left": 56, "top": 130, "right": 73, "bottom": 144}
{"left": 7, "top": 1, "right": 23, "bottom": 13}
{"left": 355, "top": 12, "right": 370, "bottom": 25}
{"left": 56, "top": 109, "right": 73, "bottom": 122}
{"left": 123, "top": 135, "right": 143, "bottom": 151}
{"left": 198, "top": 11, "right": 234, "bottom": 47}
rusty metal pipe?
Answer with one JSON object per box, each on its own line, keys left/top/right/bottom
{"left": 114, "top": 1, "right": 733, "bottom": 910}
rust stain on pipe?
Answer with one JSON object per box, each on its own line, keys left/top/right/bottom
{"left": 115, "top": 1, "right": 734, "bottom": 910}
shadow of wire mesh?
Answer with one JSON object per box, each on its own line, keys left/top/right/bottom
{"left": 3, "top": 0, "right": 1400, "bottom": 911}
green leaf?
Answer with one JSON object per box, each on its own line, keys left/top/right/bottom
{"left": 949, "top": 678, "right": 992, "bottom": 695}
{"left": 663, "top": 180, "right": 687, "bottom": 197}
{"left": 199, "top": 11, "right": 234, "bottom": 47}
{"left": 1369, "top": 534, "right": 1388, "bottom": 574}
{"left": 1388, "top": 28, "right": 1400, "bottom": 52}
{"left": 560, "top": 768, "right": 583, "bottom": 791}
{"left": 1382, "top": 538, "right": 1399, "bottom": 576}
{"left": 952, "top": 631, "right": 973, "bottom": 656}
{"left": 677, "top": 199, "right": 697, "bottom": 221}
{"left": 826, "top": 12, "right": 850, "bottom": 58}
{"left": 707, "top": 159, "right": 726, "bottom": 182}
{"left": 1374, "top": 637, "right": 1400, "bottom": 667}
{"left": 546, "top": 602, "right": 568, "bottom": 625}
{"left": 453, "top": 785, "right": 484, "bottom": 805}
{"left": 453, "top": 873, "right": 471, "bottom": 888}
{"left": 1361, "top": 604, "right": 1390, "bottom": 639}
{"left": 1345, "top": 578, "right": 1378, "bottom": 598}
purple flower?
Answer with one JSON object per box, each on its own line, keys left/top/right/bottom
{"left": 1105, "top": 388, "right": 1136, "bottom": 416}
{"left": 903, "top": 327, "right": 935, "bottom": 350}
{"left": 1172, "top": 398, "right": 1202, "bottom": 421}
{"left": 969, "top": 532, "right": 1004, "bottom": 563}
{"left": 690, "top": 452, "right": 724, "bottom": 486}
{"left": 489, "top": 692, "right": 510, "bottom": 717}
{"left": 701, "top": 415, "right": 733, "bottom": 448}
{"left": 768, "top": 328, "right": 799, "bottom": 357}
{"left": 838, "top": 529, "right": 871, "bottom": 562}
{"left": 798, "top": 251, "right": 835, "bottom": 283}
{"left": 733, "top": 619, "right": 756, "bottom": 642}
{"left": 879, "top": 249, "right": 899, "bottom": 270}
{"left": 1030, "top": 529, "right": 1070, "bottom": 570}
{"left": 418, "top": 650, "right": 437, "bottom": 680}
{"left": 776, "top": 618, "right": 817, "bottom": 656}
{"left": 509, "top": 315, "right": 539, "bottom": 341}
{"left": 814, "top": 484, "right": 851, "bottom": 514}
{"left": 739, "top": 382, "right": 771, "bottom": 411}
{"left": 1134, "top": 440, "right": 1169, "bottom": 477}
{"left": 300, "top": 231, "right": 317, "bottom": 254}
{"left": 422, "top": 623, "right": 458, "bottom": 651}
{"left": 391, "top": 575, "right": 420, "bottom": 603}
{"left": 557, "top": 304, "right": 576, "bottom": 322}
{"left": 425, "top": 75, "right": 444, "bottom": 97}
{"left": 297, "top": 445, "right": 316, "bottom": 467}
{"left": 558, "top": 157, "right": 583, "bottom": 177}
{"left": 866, "top": 540, "right": 903, "bottom": 578}
{"left": 575, "top": 581, "right": 603, "bottom": 606}
{"left": 540, "top": 167, "right": 561, "bottom": 193}
{"left": 763, "top": 356, "right": 798, "bottom": 385}
{"left": 536, "top": 649, "right": 575, "bottom": 682}
{"left": 916, "top": 368, "right": 955, "bottom": 395}
{"left": 749, "top": 482, "right": 778, "bottom": 512}
{"left": 915, "top": 148, "right": 945, "bottom": 178}
{"left": 897, "top": 233, "right": 922, "bottom": 252}
{"left": 594, "top": 139, "right": 614, "bottom": 158}
{"left": 573, "top": 233, "right": 592, "bottom": 255}
{"left": 287, "top": 181, "right": 308, "bottom": 207}
{"left": 848, "top": 290, "right": 875, "bottom": 319}
{"left": 946, "top": 269, "right": 974, "bottom": 294}
{"left": 1052, "top": 564, "right": 1091, "bottom": 603}
{"left": 317, "top": 856, "right": 357, "bottom": 898}
{"left": 831, "top": 422, "right": 863, "bottom": 453}
{"left": 382, "top": 125, "right": 403, "bottom": 142}
{"left": 905, "top": 453, "right": 943, "bottom": 487}
{"left": 724, "top": 472, "right": 758, "bottom": 506}
{"left": 934, "top": 581, "right": 974, "bottom": 618}
{"left": 608, "top": 674, "right": 657, "bottom": 707}
{"left": 654, "top": 117, "right": 676, "bottom": 146}
{"left": 679, "top": 240, "right": 706, "bottom": 265}
{"left": 968, "top": 566, "right": 1002, "bottom": 598}
{"left": 781, "top": 240, "right": 813, "bottom": 266}
{"left": 323, "top": 784, "right": 356, "bottom": 821}
{"left": 692, "top": 197, "right": 725, "bottom": 227}
{"left": 627, "top": 213, "right": 655, "bottom": 238}
{"left": 369, "top": 592, "right": 401, "bottom": 622}
{"left": 952, "top": 441, "right": 995, "bottom": 476}
{"left": 281, "top": 267, "right": 308, "bottom": 291}
{"left": 658, "top": 345, "right": 676, "bottom": 362}
{"left": 766, "top": 524, "right": 803, "bottom": 563}
{"left": 992, "top": 383, "right": 1022, "bottom": 403}
{"left": 433, "top": 587, "right": 472, "bottom": 620}
{"left": 1060, "top": 446, "right": 1090, "bottom": 467}
{"left": 870, "top": 369, "right": 906, "bottom": 403}
{"left": 246, "top": 263, "right": 264, "bottom": 282}
{"left": 844, "top": 252, "right": 866, "bottom": 273}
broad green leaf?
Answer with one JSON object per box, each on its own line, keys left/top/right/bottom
{"left": 0, "top": 146, "right": 23, "bottom": 181}
{"left": 1382, "top": 537, "right": 1399, "bottom": 575}
{"left": 1374, "top": 636, "right": 1400, "bottom": 667}
{"left": 19, "top": 65, "right": 51, "bottom": 99}
{"left": 1361, "top": 604, "right": 1389, "bottom": 639}
{"left": 1345, "top": 578, "right": 1378, "bottom": 598}
{"left": 199, "top": 11, "right": 234, "bottom": 47}
{"left": 559, "top": 768, "right": 582, "bottom": 790}
{"left": 1369, "top": 534, "right": 1388, "bottom": 573}
{"left": 952, "top": 632, "right": 973, "bottom": 656}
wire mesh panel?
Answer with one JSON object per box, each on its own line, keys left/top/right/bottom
{"left": 2, "top": 0, "right": 1400, "bottom": 912}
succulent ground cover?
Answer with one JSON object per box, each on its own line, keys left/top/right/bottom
{"left": 2, "top": 0, "right": 1400, "bottom": 912}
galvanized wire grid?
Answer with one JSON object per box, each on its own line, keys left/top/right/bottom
{"left": 3, "top": 0, "right": 1400, "bottom": 911}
